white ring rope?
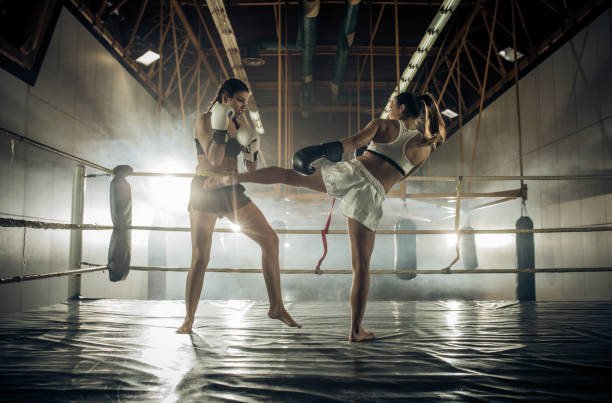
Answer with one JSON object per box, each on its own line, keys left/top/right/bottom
{"left": 127, "top": 172, "right": 612, "bottom": 182}
{"left": 3, "top": 264, "right": 612, "bottom": 284}
{"left": 128, "top": 266, "right": 612, "bottom": 275}
{"left": 0, "top": 266, "right": 108, "bottom": 284}
{"left": 3, "top": 129, "right": 612, "bottom": 284}
{"left": 2, "top": 217, "right": 611, "bottom": 235}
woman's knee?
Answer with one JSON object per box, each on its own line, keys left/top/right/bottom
{"left": 351, "top": 256, "right": 371, "bottom": 274}
{"left": 191, "top": 249, "right": 210, "bottom": 270}
{"left": 256, "top": 229, "right": 279, "bottom": 251}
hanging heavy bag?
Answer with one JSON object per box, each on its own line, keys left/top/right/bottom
{"left": 108, "top": 165, "right": 133, "bottom": 282}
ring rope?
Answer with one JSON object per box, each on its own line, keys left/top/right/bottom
{"left": 2, "top": 217, "right": 611, "bottom": 234}
{"left": 123, "top": 172, "right": 612, "bottom": 181}
{"left": 0, "top": 127, "right": 112, "bottom": 174}
{"left": 0, "top": 218, "right": 113, "bottom": 230}
{"left": 3, "top": 264, "right": 612, "bottom": 284}
{"left": 0, "top": 266, "right": 108, "bottom": 284}
{"left": 4, "top": 127, "right": 611, "bottom": 182}
{"left": 127, "top": 266, "right": 612, "bottom": 275}
{"left": 399, "top": 175, "right": 612, "bottom": 182}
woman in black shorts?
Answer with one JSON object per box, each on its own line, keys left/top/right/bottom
{"left": 177, "top": 78, "right": 300, "bottom": 333}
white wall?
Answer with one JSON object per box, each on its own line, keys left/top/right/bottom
{"left": 428, "top": 9, "right": 612, "bottom": 301}
{"left": 0, "top": 7, "right": 190, "bottom": 313}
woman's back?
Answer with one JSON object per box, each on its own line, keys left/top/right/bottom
{"left": 358, "top": 118, "right": 432, "bottom": 192}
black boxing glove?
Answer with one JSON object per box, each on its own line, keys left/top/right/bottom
{"left": 292, "top": 141, "right": 344, "bottom": 175}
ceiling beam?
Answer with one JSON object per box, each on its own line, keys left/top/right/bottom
{"left": 250, "top": 80, "right": 397, "bottom": 90}
{"left": 125, "top": 0, "right": 149, "bottom": 54}
{"left": 67, "top": 0, "right": 160, "bottom": 101}
{"left": 447, "top": 0, "right": 609, "bottom": 137}
{"left": 258, "top": 105, "right": 380, "bottom": 114}
{"left": 170, "top": 0, "right": 220, "bottom": 86}
{"left": 107, "top": 0, "right": 130, "bottom": 18}
{"left": 421, "top": 0, "right": 482, "bottom": 93}
{"left": 181, "top": 1, "right": 470, "bottom": 6}
{"left": 195, "top": 44, "right": 439, "bottom": 57}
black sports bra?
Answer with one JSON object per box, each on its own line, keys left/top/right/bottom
{"left": 195, "top": 117, "right": 242, "bottom": 158}
{"left": 195, "top": 138, "right": 241, "bottom": 158}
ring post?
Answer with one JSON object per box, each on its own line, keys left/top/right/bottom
{"left": 68, "top": 164, "right": 86, "bottom": 301}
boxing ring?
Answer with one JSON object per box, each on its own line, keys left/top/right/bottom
{"left": 1, "top": 299, "right": 612, "bottom": 401}
{"left": 2, "top": 127, "right": 612, "bottom": 401}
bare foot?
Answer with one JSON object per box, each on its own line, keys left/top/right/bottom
{"left": 203, "top": 175, "right": 235, "bottom": 189}
{"left": 349, "top": 327, "right": 375, "bottom": 342}
{"left": 268, "top": 307, "right": 302, "bottom": 328}
{"left": 176, "top": 320, "right": 193, "bottom": 334}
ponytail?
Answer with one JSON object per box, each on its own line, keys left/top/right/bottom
{"left": 206, "top": 87, "right": 223, "bottom": 113}
{"left": 416, "top": 93, "right": 446, "bottom": 148}
{"left": 396, "top": 91, "right": 446, "bottom": 148}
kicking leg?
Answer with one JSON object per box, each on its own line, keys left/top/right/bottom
{"left": 205, "top": 167, "right": 326, "bottom": 193}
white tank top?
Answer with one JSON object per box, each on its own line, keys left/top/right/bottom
{"left": 366, "top": 120, "right": 420, "bottom": 175}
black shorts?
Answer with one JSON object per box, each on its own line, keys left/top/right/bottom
{"left": 189, "top": 175, "right": 251, "bottom": 218}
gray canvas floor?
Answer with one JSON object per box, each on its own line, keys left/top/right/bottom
{"left": 1, "top": 299, "right": 612, "bottom": 402}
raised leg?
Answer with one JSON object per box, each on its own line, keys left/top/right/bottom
{"left": 205, "top": 166, "right": 327, "bottom": 193}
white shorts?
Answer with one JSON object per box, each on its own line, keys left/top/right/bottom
{"left": 317, "top": 159, "right": 386, "bottom": 232}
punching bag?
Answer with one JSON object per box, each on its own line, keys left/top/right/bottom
{"left": 460, "top": 226, "right": 478, "bottom": 269}
{"left": 147, "top": 213, "right": 167, "bottom": 299}
{"left": 108, "top": 165, "right": 133, "bottom": 282}
{"left": 394, "top": 218, "right": 417, "bottom": 280}
{"left": 516, "top": 216, "right": 535, "bottom": 301}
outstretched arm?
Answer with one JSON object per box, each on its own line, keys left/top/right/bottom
{"left": 339, "top": 119, "right": 381, "bottom": 154}
{"left": 293, "top": 119, "right": 383, "bottom": 175}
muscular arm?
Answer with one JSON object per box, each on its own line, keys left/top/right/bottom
{"left": 339, "top": 119, "right": 381, "bottom": 154}
{"left": 195, "top": 113, "right": 225, "bottom": 166}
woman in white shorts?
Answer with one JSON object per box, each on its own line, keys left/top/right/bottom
{"left": 206, "top": 91, "right": 446, "bottom": 342}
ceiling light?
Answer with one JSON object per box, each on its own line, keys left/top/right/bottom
{"left": 499, "top": 47, "right": 524, "bottom": 62}
{"left": 381, "top": 0, "right": 460, "bottom": 119}
{"left": 441, "top": 108, "right": 458, "bottom": 118}
{"left": 136, "top": 50, "right": 160, "bottom": 66}
{"left": 243, "top": 57, "right": 265, "bottom": 66}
